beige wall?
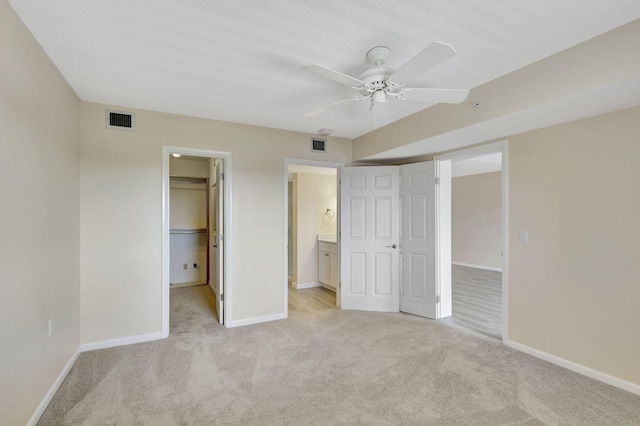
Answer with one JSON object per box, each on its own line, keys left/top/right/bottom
{"left": 0, "top": 1, "right": 81, "bottom": 424}
{"left": 170, "top": 183, "right": 207, "bottom": 229}
{"left": 508, "top": 106, "right": 640, "bottom": 385}
{"left": 452, "top": 172, "right": 502, "bottom": 269}
{"left": 292, "top": 173, "right": 337, "bottom": 285}
{"left": 79, "top": 102, "right": 351, "bottom": 342}
{"left": 170, "top": 157, "right": 209, "bottom": 178}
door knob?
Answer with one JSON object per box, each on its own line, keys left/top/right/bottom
{"left": 386, "top": 244, "right": 398, "bottom": 249}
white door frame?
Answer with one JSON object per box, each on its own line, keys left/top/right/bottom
{"left": 434, "top": 140, "right": 509, "bottom": 342}
{"left": 283, "top": 158, "right": 343, "bottom": 316}
{"left": 162, "top": 146, "right": 233, "bottom": 336}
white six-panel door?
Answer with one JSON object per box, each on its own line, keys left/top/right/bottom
{"left": 340, "top": 166, "right": 400, "bottom": 312}
{"left": 399, "top": 161, "right": 437, "bottom": 319}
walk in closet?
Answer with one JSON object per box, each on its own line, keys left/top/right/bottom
{"left": 169, "top": 159, "right": 209, "bottom": 287}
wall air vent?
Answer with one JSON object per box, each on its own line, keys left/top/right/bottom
{"left": 106, "top": 109, "right": 136, "bottom": 131}
{"left": 310, "top": 138, "right": 326, "bottom": 153}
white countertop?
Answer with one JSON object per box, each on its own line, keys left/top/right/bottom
{"left": 318, "top": 234, "right": 337, "bottom": 243}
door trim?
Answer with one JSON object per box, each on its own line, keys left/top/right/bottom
{"left": 283, "top": 158, "right": 343, "bottom": 316}
{"left": 434, "top": 140, "right": 509, "bottom": 342}
{"left": 162, "top": 146, "right": 233, "bottom": 336}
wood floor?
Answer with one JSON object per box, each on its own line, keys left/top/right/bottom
{"left": 450, "top": 264, "right": 502, "bottom": 337}
{"left": 173, "top": 273, "right": 496, "bottom": 336}
{"left": 288, "top": 286, "right": 336, "bottom": 313}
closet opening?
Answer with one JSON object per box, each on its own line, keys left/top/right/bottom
{"left": 169, "top": 174, "right": 209, "bottom": 289}
{"left": 162, "top": 147, "right": 231, "bottom": 337}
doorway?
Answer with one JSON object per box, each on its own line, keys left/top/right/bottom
{"left": 284, "top": 159, "right": 343, "bottom": 316}
{"left": 162, "top": 146, "right": 232, "bottom": 337}
{"left": 434, "top": 141, "right": 508, "bottom": 341}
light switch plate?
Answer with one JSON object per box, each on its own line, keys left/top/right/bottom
{"left": 520, "top": 230, "right": 529, "bottom": 243}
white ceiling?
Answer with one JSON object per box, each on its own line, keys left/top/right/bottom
{"left": 9, "top": 1, "right": 640, "bottom": 140}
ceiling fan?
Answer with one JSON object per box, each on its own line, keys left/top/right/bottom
{"left": 303, "top": 42, "right": 469, "bottom": 127}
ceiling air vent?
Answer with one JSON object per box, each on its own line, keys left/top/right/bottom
{"left": 310, "top": 138, "right": 326, "bottom": 153}
{"left": 106, "top": 109, "right": 136, "bottom": 131}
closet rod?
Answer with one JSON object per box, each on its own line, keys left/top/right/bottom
{"left": 170, "top": 228, "right": 207, "bottom": 234}
{"left": 170, "top": 176, "right": 207, "bottom": 184}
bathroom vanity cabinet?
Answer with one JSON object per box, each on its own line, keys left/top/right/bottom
{"left": 318, "top": 241, "right": 338, "bottom": 291}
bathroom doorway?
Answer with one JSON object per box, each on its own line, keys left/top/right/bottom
{"left": 284, "top": 159, "right": 342, "bottom": 315}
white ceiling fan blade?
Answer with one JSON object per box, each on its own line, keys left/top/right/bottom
{"left": 389, "top": 42, "right": 456, "bottom": 84}
{"left": 303, "top": 64, "right": 365, "bottom": 87}
{"left": 304, "top": 96, "right": 367, "bottom": 117}
{"left": 371, "top": 102, "right": 391, "bottom": 128}
{"left": 402, "top": 88, "right": 470, "bottom": 104}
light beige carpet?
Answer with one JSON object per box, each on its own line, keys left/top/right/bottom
{"left": 38, "top": 285, "right": 640, "bottom": 425}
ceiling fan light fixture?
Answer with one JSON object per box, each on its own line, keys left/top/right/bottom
{"left": 372, "top": 90, "right": 387, "bottom": 105}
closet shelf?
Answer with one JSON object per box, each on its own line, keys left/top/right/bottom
{"left": 170, "top": 228, "right": 207, "bottom": 234}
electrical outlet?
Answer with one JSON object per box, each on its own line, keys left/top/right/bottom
{"left": 48, "top": 318, "right": 54, "bottom": 337}
{"left": 193, "top": 263, "right": 200, "bottom": 269}
{"left": 183, "top": 263, "right": 188, "bottom": 270}
{"left": 264, "top": 276, "right": 272, "bottom": 285}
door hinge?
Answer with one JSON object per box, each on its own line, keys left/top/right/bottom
{"left": 436, "top": 295, "right": 441, "bottom": 303}
{"left": 221, "top": 293, "right": 224, "bottom": 302}
{"left": 220, "top": 233, "right": 223, "bottom": 242}
{"left": 221, "top": 173, "right": 225, "bottom": 181}
{"left": 339, "top": 282, "right": 341, "bottom": 289}
{"left": 435, "top": 177, "right": 440, "bottom": 185}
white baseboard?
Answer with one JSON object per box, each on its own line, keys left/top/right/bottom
{"left": 170, "top": 281, "right": 206, "bottom": 289}
{"left": 226, "top": 312, "right": 286, "bottom": 328}
{"left": 292, "top": 281, "right": 321, "bottom": 289}
{"left": 320, "top": 283, "right": 337, "bottom": 292}
{"left": 27, "top": 346, "right": 81, "bottom": 426}
{"left": 81, "top": 332, "right": 163, "bottom": 352}
{"left": 452, "top": 261, "right": 502, "bottom": 272}
{"left": 504, "top": 338, "right": 640, "bottom": 396}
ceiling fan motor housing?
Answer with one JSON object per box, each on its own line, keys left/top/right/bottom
{"left": 366, "top": 46, "right": 391, "bottom": 66}
{"left": 358, "top": 65, "right": 406, "bottom": 101}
